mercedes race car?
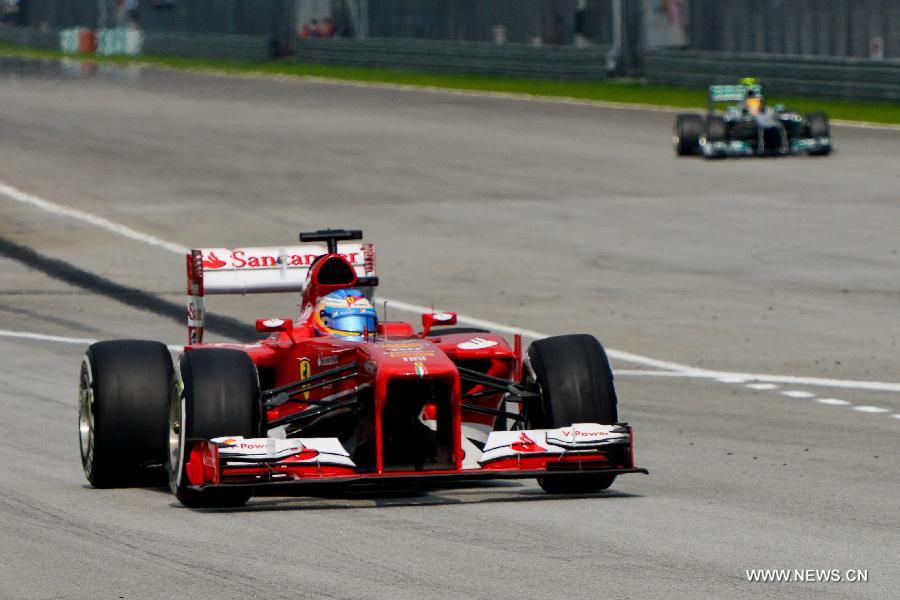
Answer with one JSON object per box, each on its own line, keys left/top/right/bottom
{"left": 673, "top": 79, "right": 832, "bottom": 158}
{"left": 78, "top": 229, "right": 646, "bottom": 507}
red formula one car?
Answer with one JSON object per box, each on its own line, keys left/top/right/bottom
{"left": 78, "top": 229, "right": 646, "bottom": 507}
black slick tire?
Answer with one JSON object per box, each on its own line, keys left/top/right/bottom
{"left": 524, "top": 334, "right": 619, "bottom": 494}
{"left": 78, "top": 340, "right": 173, "bottom": 488}
{"left": 806, "top": 112, "right": 831, "bottom": 156}
{"left": 169, "top": 349, "right": 261, "bottom": 508}
{"left": 674, "top": 113, "right": 703, "bottom": 156}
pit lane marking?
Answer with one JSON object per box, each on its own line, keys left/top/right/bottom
{"left": 4, "top": 179, "right": 900, "bottom": 396}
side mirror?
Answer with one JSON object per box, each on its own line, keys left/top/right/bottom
{"left": 421, "top": 312, "right": 457, "bottom": 336}
{"left": 255, "top": 318, "right": 293, "bottom": 333}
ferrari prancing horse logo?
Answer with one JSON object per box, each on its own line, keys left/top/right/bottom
{"left": 298, "top": 358, "right": 312, "bottom": 400}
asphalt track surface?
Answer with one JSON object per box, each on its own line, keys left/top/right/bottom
{"left": 1, "top": 60, "right": 898, "bottom": 599}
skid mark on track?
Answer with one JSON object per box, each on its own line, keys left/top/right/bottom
{"left": 0, "top": 236, "right": 258, "bottom": 343}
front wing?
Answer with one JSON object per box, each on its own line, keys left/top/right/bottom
{"left": 183, "top": 423, "right": 647, "bottom": 490}
{"left": 702, "top": 136, "right": 832, "bottom": 157}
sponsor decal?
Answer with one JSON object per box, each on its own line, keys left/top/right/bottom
{"left": 202, "top": 250, "right": 361, "bottom": 271}
{"left": 383, "top": 342, "right": 425, "bottom": 350}
{"left": 202, "top": 252, "right": 227, "bottom": 269}
{"left": 400, "top": 356, "right": 431, "bottom": 362}
{"left": 457, "top": 337, "right": 499, "bottom": 350}
{"left": 414, "top": 362, "right": 427, "bottom": 378}
{"left": 221, "top": 438, "right": 238, "bottom": 447}
{"left": 390, "top": 350, "right": 435, "bottom": 358}
{"left": 317, "top": 354, "right": 339, "bottom": 367}
{"left": 560, "top": 429, "right": 608, "bottom": 438}
{"left": 298, "top": 358, "right": 312, "bottom": 400}
{"left": 433, "top": 312, "right": 454, "bottom": 321}
{"left": 510, "top": 432, "right": 546, "bottom": 453}
{"left": 262, "top": 318, "right": 285, "bottom": 328}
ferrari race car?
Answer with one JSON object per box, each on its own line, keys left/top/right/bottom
{"left": 78, "top": 229, "right": 646, "bottom": 507}
{"left": 673, "top": 79, "right": 832, "bottom": 158}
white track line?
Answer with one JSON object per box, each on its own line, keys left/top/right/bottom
{"left": 853, "top": 406, "right": 889, "bottom": 413}
{"left": 0, "top": 329, "right": 182, "bottom": 352}
{"left": 782, "top": 390, "right": 816, "bottom": 399}
{"left": 4, "top": 180, "right": 900, "bottom": 395}
{"left": 817, "top": 398, "right": 851, "bottom": 406}
{"left": 0, "top": 182, "right": 188, "bottom": 255}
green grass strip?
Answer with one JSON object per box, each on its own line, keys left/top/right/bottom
{"left": 2, "top": 40, "right": 898, "bottom": 125}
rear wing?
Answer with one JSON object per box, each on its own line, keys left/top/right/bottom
{"left": 186, "top": 241, "right": 375, "bottom": 344}
{"left": 708, "top": 83, "right": 763, "bottom": 112}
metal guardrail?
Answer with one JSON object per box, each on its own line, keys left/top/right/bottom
{"left": 295, "top": 38, "right": 608, "bottom": 80}
{"left": 141, "top": 32, "right": 272, "bottom": 61}
{"left": 646, "top": 50, "right": 900, "bottom": 102}
{"left": 0, "top": 23, "right": 58, "bottom": 50}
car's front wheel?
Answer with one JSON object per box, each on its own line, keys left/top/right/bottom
{"left": 169, "top": 349, "right": 261, "bottom": 508}
{"left": 674, "top": 113, "right": 703, "bottom": 156}
{"left": 524, "top": 334, "right": 619, "bottom": 494}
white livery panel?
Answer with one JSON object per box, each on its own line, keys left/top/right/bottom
{"left": 211, "top": 436, "right": 356, "bottom": 468}
{"left": 478, "top": 423, "right": 630, "bottom": 465}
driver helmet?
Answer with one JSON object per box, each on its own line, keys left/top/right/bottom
{"left": 744, "top": 89, "right": 763, "bottom": 115}
{"left": 313, "top": 289, "right": 377, "bottom": 341}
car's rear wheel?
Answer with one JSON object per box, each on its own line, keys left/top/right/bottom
{"left": 524, "top": 334, "right": 619, "bottom": 493}
{"left": 673, "top": 113, "right": 703, "bottom": 156}
{"left": 806, "top": 112, "right": 831, "bottom": 156}
{"left": 79, "top": 340, "right": 172, "bottom": 488}
{"left": 169, "top": 349, "right": 261, "bottom": 508}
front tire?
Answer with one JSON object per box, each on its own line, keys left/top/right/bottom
{"left": 806, "top": 112, "right": 831, "bottom": 156}
{"left": 524, "top": 334, "right": 619, "bottom": 493}
{"left": 79, "top": 340, "right": 173, "bottom": 488}
{"left": 673, "top": 113, "right": 703, "bottom": 156}
{"left": 169, "top": 349, "right": 261, "bottom": 508}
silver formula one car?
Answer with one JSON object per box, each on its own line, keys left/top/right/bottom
{"left": 674, "top": 79, "right": 832, "bottom": 159}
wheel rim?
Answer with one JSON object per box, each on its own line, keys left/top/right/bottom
{"left": 168, "top": 379, "right": 185, "bottom": 491}
{"left": 78, "top": 358, "right": 94, "bottom": 470}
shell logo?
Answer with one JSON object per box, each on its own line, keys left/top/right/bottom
{"left": 221, "top": 438, "right": 238, "bottom": 446}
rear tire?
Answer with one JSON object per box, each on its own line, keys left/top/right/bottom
{"left": 79, "top": 340, "right": 173, "bottom": 488}
{"left": 524, "top": 334, "right": 618, "bottom": 493}
{"left": 806, "top": 112, "right": 831, "bottom": 156}
{"left": 673, "top": 113, "right": 703, "bottom": 156}
{"left": 169, "top": 349, "right": 261, "bottom": 508}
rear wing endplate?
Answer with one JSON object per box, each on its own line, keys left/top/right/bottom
{"left": 186, "top": 242, "right": 375, "bottom": 344}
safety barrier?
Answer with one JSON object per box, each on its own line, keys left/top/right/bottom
{"left": 59, "top": 27, "right": 93, "bottom": 54}
{"left": 96, "top": 28, "right": 143, "bottom": 56}
{"left": 295, "top": 38, "right": 608, "bottom": 80}
{"left": 0, "top": 23, "right": 58, "bottom": 50}
{"left": 646, "top": 49, "right": 900, "bottom": 102}
{"left": 141, "top": 32, "right": 272, "bottom": 61}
